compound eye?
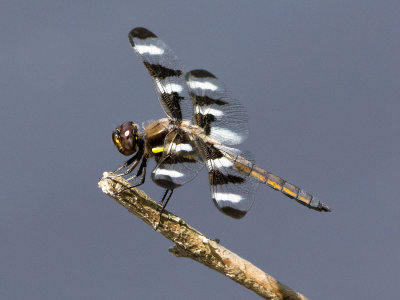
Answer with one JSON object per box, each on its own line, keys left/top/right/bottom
{"left": 112, "top": 122, "right": 138, "bottom": 156}
{"left": 112, "top": 129, "right": 121, "bottom": 146}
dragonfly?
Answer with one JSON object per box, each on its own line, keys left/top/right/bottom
{"left": 111, "top": 27, "right": 330, "bottom": 220}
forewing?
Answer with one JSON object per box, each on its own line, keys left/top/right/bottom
{"left": 151, "top": 130, "right": 204, "bottom": 189}
{"left": 204, "top": 144, "right": 259, "bottom": 218}
{"left": 186, "top": 69, "right": 249, "bottom": 145}
{"left": 129, "top": 28, "right": 193, "bottom": 121}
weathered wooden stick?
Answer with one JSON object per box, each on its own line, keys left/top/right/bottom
{"left": 98, "top": 172, "right": 308, "bottom": 300}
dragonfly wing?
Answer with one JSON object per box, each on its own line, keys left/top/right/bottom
{"left": 204, "top": 144, "right": 259, "bottom": 218}
{"left": 151, "top": 130, "right": 204, "bottom": 189}
{"left": 129, "top": 28, "right": 193, "bottom": 121}
{"left": 186, "top": 69, "right": 249, "bottom": 145}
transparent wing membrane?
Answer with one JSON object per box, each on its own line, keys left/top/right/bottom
{"left": 151, "top": 130, "right": 204, "bottom": 189}
{"left": 129, "top": 28, "right": 193, "bottom": 121}
{"left": 203, "top": 143, "right": 259, "bottom": 218}
{"left": 186, "top": 69, "right": 249, "bottom": 145}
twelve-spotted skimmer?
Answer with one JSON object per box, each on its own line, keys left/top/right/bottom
{"left": 112, "top": 27, "right": 330, "bottom": 219}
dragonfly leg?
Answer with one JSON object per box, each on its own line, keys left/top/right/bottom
{"left": 154, "top": 189, "right": 174, "bottom": 230}
{"left": 115, "top": 157, "right": 148, "bottom": 195}
{"left": 115, "top": 151, "right": 144, "bottom": 177}
{"left": 113, "top": 152, "right": 139, "bottom": 174}
{"left": 128, "top": 157, "right": 148, "bottom": 187}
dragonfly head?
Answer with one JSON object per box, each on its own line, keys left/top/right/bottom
{"left": 112, "top": 121, "right": 139, "bottom": 156}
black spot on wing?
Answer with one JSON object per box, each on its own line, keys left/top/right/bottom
{"left": 189, "top": 93, "right": 228, "bottom": 106}
{"left": 151, "top": 175, "right": 182, "bottom": 190}
{"left": 143, "top": 61, "right": 182, "bottom": 80}
{"left": 161, "top": 92, "right": 184, "bottom": 120}
{"left": 213, "top": 204, "right": 247, "bottom": 219}
{"left": 205, "top": 145, "right": 224, "bottom": 159}
{"left": 194, "top": 113, "right": 215, "bottom": 135}
{"left": 129, "top": 27, "right": 157, "bottom": 41}
{"left": 187, "top": 69, "right": 217, "bottom": 79}
{"left": 209, "top": 170, "right": 245, "bottom": 185}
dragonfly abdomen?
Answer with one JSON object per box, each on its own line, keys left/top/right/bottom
{"left": 232, "top": 155, "right": 331, "bottom": 212}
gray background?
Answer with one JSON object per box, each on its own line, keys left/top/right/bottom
{"left": 1, "top": 1, "right": 399, "bottom": 299}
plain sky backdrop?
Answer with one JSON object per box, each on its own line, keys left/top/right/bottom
{"left": 1, "top": 1, "right": 399, "bottom": 299}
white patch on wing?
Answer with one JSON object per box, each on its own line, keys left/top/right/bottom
{"left": 207, "top": 157, "right": 233, "bottom": 168}
{"left": 195, "top": 106, "right": 224, "bottom": 117}
{"left": 213, "top": 192, "right": 243, "bottom": 203}
{"left": 211, "top": 127, "right": 244, "bottom": 144}
{"left": 173, "top": 143, "right": 193, "bottom": 152}
{"left": 164, "top": 83, "right": 183, "bottom": 93}
{"left": 135, "top": 44, "right": 164, "bottom": 55}
{"left": 155, "top": 80, "right": 164, "bottom": 92}
{"left": 154, "top": 169, "right": 184, "bottom": 178}
{"left": 155, "top": 81, "right": 183, "bottom": 94}
{"left": 188, "top": 80, "right": 218, "bottom": 91}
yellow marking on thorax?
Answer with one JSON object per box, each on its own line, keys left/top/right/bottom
{"left": 152, "top": 147, "right": 164, "bottom": 154}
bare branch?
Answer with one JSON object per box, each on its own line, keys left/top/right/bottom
{"left": 98, "top": 172, "right": 309, "bottom": 300}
